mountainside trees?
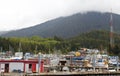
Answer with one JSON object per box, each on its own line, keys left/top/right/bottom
{"left": 0, "top": 30, "right": 120, "bottom": 56}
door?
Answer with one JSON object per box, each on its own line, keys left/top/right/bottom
{"left": 5, "top": 64, "right": 9, "bottom": 73}
{"left": 32, "top": 63, "right": 36, "bottom": 73}
{"left": 29, "top": 64, "right": 32, "bottom": 72}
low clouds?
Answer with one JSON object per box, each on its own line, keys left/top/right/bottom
{"left": 0, "top": 0, "right": 119, "bottom": 31}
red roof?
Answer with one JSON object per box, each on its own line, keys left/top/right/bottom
{"left": 0, "top": 60, "right": 38, "bottom": 63}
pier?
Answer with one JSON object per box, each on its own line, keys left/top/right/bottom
{"left": 1, "top": 72, "right": 120, "bottom": 76}
{"left": 24, "top": 72, "right": 120, "bottom": 76}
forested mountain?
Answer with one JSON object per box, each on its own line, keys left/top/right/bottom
{"left": 69, "top": 30, "right": 112, "bottom": 49}
{"left": 1, "top": 12, "right": 120, "bottom": 38}
{"left": 68, "top": 30, "right": 120, "bottom": 55}
{"left": 0, "top": 31, "right": 8, "bottom": 35}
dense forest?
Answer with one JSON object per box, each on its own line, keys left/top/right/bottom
{"left": 0, "top": 30, "right": 120, "bottom": 56}
{"left": 68, "top": 30, "right": 120, "bottom": 56}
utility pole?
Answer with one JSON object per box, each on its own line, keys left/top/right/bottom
{"left": 18, "top": 42, "right": 21, "bottom": 52}
{"left": 93, "top": 53, "right": 96, "bottom": 72}
{"left": 38, "top": 53, "right": 41, "bottom": 73}
{"left": 110, "top": 9, "right": 114, "bottom": 48}
{"left": 116, "top": 56, "right": 119, "bottom": 71}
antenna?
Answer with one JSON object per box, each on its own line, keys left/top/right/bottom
{"left": 110, "top": 8, "right": 114, "bottom": 48}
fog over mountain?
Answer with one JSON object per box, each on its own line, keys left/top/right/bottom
{"left": 2, "top": 12, "right": 120, "bottom": 38}
{"left": 0, "top": 31, "right": 9, "bottom": 35}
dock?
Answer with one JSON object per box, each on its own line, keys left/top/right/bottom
{"left": 1, "top": 71, "right": 120, "bottom": 76}
{"left": 24, "top": 72, "right": 120, "bottom": 76}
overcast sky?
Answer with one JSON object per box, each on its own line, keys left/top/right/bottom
{"left": 0, "top": 0, "right": 120, "bottom": 31}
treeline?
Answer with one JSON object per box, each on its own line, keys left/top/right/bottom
{"left": 0, "top": 36, "right": 70, "bottom": 54}
{"left": 68, "top": 30, "right": 120, "bottom": 56}
{"left": 0, "top": 30, "right": 120, "bottom": 56}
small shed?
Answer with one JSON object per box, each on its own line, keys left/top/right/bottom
{"left": 0, "top": 60, "right": 44, "bottom": 73}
